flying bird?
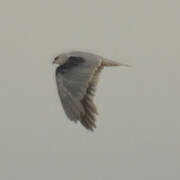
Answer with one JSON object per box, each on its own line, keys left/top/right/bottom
{"left": 53, "top": 51, "right": 130, "bottom": 131}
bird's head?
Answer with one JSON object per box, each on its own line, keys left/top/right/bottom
{"left": 53, "top": 54, "right": 67, "bottom": 65}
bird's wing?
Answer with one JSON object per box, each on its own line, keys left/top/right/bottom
{"left": 80, "top": 65, "right": 104, "bottom": 130}
{"left": 55, "top": 74, "right": 85, "bottom": 122}
{"left": 55, "top": 56, "right": 102, "bottom": 130}
{"left": 59, "top": 56, "right": 101, "bottom": 100}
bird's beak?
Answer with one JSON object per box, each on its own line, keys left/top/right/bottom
{"left": 52, "top": 60, "right": 56, "bottom": 64}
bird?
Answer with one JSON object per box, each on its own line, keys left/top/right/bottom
{"left": 53, "top": 51, "right": 130, "bottom": 131}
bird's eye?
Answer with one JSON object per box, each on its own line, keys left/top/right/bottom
{"left": 54, "top": 56, "right": 59, "bottom": 61}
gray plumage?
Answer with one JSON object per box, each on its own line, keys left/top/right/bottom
{"left": 53, "top": 51, "right": 130, "bottom": 131}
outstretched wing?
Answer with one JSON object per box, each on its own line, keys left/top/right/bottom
{"left": 55, "top": 56, "right": 102, "bottom": 130}
{"left": 80, "top": 65, "right": 104, "bottom": 130}
{"left": 55, "top": 73, "right": 85, "bottom": 122}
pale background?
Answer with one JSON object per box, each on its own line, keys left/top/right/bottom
{"left": 0, "top": 0, "right": 179, "bottom": 179}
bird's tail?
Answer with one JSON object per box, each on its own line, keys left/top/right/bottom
{"left": 102, "top": 58, "right": 132, "bottom": 67}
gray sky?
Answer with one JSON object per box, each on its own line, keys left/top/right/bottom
{"left": 0, "top": 0, "right": 180, "bottom": 179}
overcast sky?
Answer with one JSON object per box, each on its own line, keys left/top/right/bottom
{"left": 0, "top": 0, "right": 180, "bottom": 179}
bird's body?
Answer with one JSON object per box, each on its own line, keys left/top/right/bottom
{"left": 53, "top": 51, "right": 129, "bottom": 131}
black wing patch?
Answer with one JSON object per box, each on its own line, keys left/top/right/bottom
{"left": 56, "top": 56, "right": 85, "bottom": 75}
